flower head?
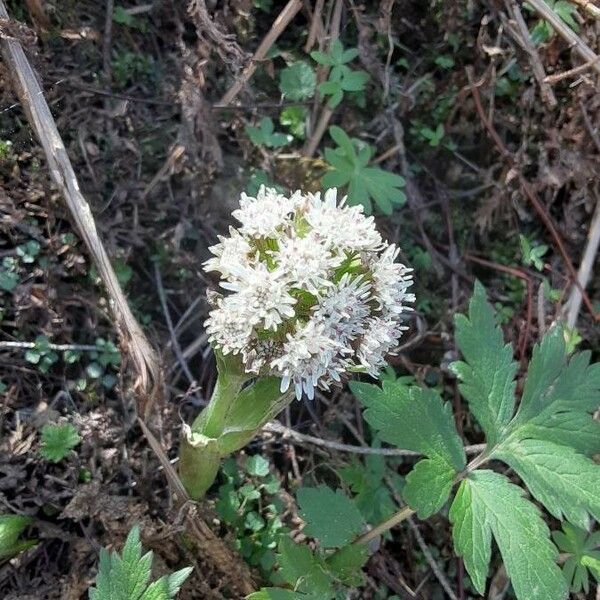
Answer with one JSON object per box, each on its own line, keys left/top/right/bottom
{"left": 204, "top": 186, "right": 414, "bottom": 398}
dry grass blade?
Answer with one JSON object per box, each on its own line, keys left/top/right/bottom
{"left": 0, "top": 0, "right": 162, "bottom": 419}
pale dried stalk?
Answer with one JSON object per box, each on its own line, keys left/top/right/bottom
{"left": 304, "top": 0, "right": 325, "bottom": 52}
{"left": 0, "top": 0, "right": 161, "bottom": 418}
{"left": 544, "top": 56, "right": 600, "bottom": 83}
{"left": 303, "top": 0, "right": 343, "bottom": 157}
{"left": 570, "top": 0, "right": 600, "bottom": 20}
{"left": 527, "top": 0, "right": 600, "bottom": 75}
{"left": 564, "top": 193, "right": 600, "bottom": 328}
{"left": 219, "top": 0, "right": 303, "bottom": 106}
{"left": 505, "top": 0, "right": 557, "bottom": 107}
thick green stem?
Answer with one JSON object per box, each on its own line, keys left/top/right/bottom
{"left": 179, "top": 353, "right": 294, "bottom": 500}
{"left": 192, "top": 353, "right": 249, "bottom": 437}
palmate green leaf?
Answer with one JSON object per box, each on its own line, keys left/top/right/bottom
{"left": 553, "top": 522, "right": 600, "bottom": 594}
{"left": 296, "top": 485, "right": 365, "bottom": 548}
{"left": 322, "top": 126, "right": 405, "bottom": 215}
{"left": 508, "top": 325, "right": 600, "bottom": 443}
{"left": 88, "top": 525, "right": 192, "bottom": 600}
{"left": 40, "top": 423, "right": 81, "bottom": 463}
{"left": 279, "top": 61, "right": 316, "bottom": 101}
{"left": 494, "top": 439, "right": 600, "bottom": 529}
{"left": 451, "top": 281, "right": 518, "bottom": 445}
{"left": 449, "top": 470, "right": 568, "bottom": 600}
{"left": 351, "top": 379, "right": 464, "bottom": 517}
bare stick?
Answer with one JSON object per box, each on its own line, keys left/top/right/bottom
{"left": 354, "top": 505, "right": 415, "bottom": 547}
{"left": 303, "top": 0, "right": 343, "bottom": 157}
{"left": 570, "top": 0, "right": 600, "bottom": 20}
{"left": 505, "top": 0, "right": 557, "bottom": 107}
{"left": 0, "top": 341, "right": 97, "bottom": 352}
{"left": 564, "top": 193, "right": 600, "bottom": 328}
{"left": 544, "top": 56, "right": 600, "bottom": 83}
{"left": 526, "top": 0, "right": 600, "bottom": 75}
{"left": 408, "top": 518, "right": 459, "bottom": 600}
{"left": 0, "top": 0, "right": 162, "bottom": 416}
{"left": 263, "top": 421, "right": 486, "bottom": 457}
{"left": 305, "top": 0, "right": 325, "bottom": 52}
{"left": 219, "top": 0, "right": 303, "bottom": 106}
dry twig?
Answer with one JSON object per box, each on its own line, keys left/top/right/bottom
{"left": 505, "top": 0, "right": 557, "bottom": 107}
{"left": 570, "top": 0, "right": 600, "bottom": 20}
{"left": 544, "top": 55, "right": 600, "bottom": 83}
{"left": 527, "top": 0, "right": 600, "bottom": 76}
{"left": 263, "top": 421, "right": 486, "bottom": 457}
{"left": 564, "top": 192, "right": 600, "bottom": 328}
{"left": 0, "top": 0, "right": 162, "bottom": 417}
{"left": 303, "top": 0, "right": 344, "bottom": 157}
{"left": 219, "top": 0, "right": 303, "bottom": 106}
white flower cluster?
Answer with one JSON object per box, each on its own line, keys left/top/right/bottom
{"left": 204, "top": 187, "right": 415, "bottom": 399}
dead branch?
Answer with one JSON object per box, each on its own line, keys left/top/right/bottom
{"left": 505, "top": 0, "right": 557, "bottom": 107}
{"left": 570, "top": 0, "right": 600, "bottom": 20}
{"left": 303, "top": 0, "right": 343, "bottom": 157}
{"left": 544, "top": 56, "right": 600, "bottom": 83}
{"left": 219, "top": 0, "right": 303, "bottom": 106}
{"left": 0, "top": 0, "right": 162, "bottom": 418}
{"left": 564, "top": 192, "right": 600, "bottom": 328}
{"left": 526, "top": 0, "right": 600, "bottom": 76}
{"left": 187, "top": 0, "right": 246, "bottom": 70}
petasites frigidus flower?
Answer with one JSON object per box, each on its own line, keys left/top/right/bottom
{"left": 204, "top": 186, "right": 414, "bottom": 399}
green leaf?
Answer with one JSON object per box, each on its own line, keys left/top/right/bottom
{"left": 322, "top": 127, "right": 405, "bottom": 215}
{"left": 310, "top": 50, "right": 332, "bottom": 66}
{"left": 40, "top": 423, "right": 81, "bottom": 463}
{"left": 246, "top": 117, "right": 292, "bottom": 148}
{"left": 449, "top": 470, "right": 567, "bottom": 600}
{"left": 296, "top": 485, "right": 365, "bottom": 548}
{"left": 279, "top": 61, "right": 316, "bottom": 101}
{"left": 0, "top": 514, "right": 37, "bottom": 560}
{"left": 340, "top": 452, "right": 397, "bottom": 524}
{"left": 88, "top": 525, "right": 192, "bottom": 600}
{"left": 0, "top": 269, "right": 18, "bottom": 291}
{"left": 403, "top": 457, "right": 456, "bottom": 518}
{"left": 509, "top": 327, "right": 600, "bottom": 435}
{"left": 451, "top": 281, "right": 518, "bottom": 445}
{"left": 276, "top": 537, "right": 332, "bottom": 595}
{"left": 494, "top": 439, "right": 600, "bottom": 529}
{"left": 350, "top": 380, "right": 465, "bottom": 471}
{"left": 246, "top": 455, "right": 270, "bottom": 477}
{"left": 325, "top": 544, "right": 368, "bottom": 586}
{"left": 339, "top": 70, "right": 369, "bottom": 91}
{"left": 552, "top": 522, "right": 600, "bottom": 594}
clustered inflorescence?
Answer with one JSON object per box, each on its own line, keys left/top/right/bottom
{"left": 204, "top": 187, "right": 415, "bottom": 400}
